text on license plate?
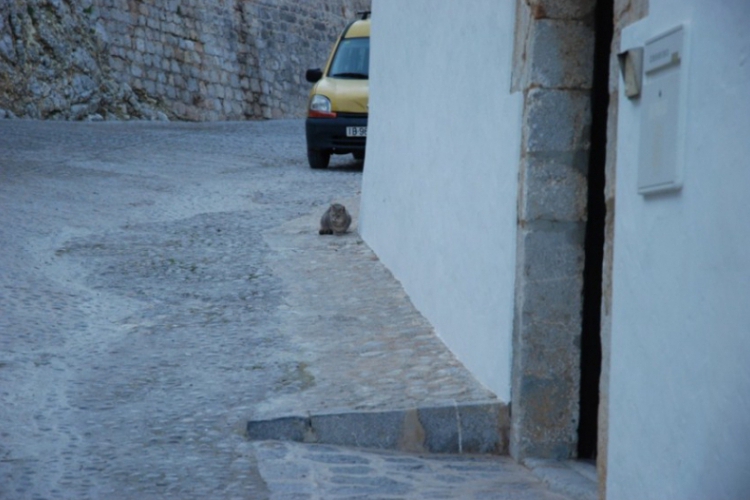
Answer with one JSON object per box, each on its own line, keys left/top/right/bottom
{"left": 346, "top": 126, "right": 367, "bottom": 137}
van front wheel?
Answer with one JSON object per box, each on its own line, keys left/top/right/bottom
{"left": 308, "top": 149, "right": 330, "bottom": 169}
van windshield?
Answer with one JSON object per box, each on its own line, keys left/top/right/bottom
{"left": 328, "top": 37, "right": 369, "bottom": 79}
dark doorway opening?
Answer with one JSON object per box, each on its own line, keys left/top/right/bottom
{"left": 577, "top": 0, "right": 613, "bottom": 460}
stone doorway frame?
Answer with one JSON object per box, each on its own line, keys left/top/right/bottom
{"left": 510, "top": 0, "right": 598, "bottom": 462}
{"left": 509, "top": 0, "right": 649, "bottom": 497}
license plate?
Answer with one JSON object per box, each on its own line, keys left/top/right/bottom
{"left": 346, "top": 126, "right": 367, "bottom": 137}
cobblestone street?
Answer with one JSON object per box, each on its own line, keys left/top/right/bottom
{"left": 0, "top": 120, "right": 586, "bottom": 499}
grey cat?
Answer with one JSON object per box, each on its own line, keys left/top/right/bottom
{"left": 319, "top": 203, "right": 352, "bottom": 235}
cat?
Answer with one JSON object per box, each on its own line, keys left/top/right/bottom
{"left": 319, "top": 203, "right": 352, "bottom": 235}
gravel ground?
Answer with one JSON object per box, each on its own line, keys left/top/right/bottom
{"left": 0, "top": 119, "right": 584, "bottom": 500}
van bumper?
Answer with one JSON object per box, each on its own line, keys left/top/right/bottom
{"left": 305, "top": 115, "right": 367, "bottom": 154}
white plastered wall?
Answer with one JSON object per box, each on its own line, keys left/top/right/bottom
{"left": 360, "top": 0, "right": 522, "bottom": 401}
{"left": 607, "top": 1, "right": 750, "bottom": 498}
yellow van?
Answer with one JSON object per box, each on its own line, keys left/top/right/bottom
{"left": 304, "top": 12, "right": 370, "bottom": 169}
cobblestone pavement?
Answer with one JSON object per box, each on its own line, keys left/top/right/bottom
{"left": 0, "top": 120, "right": 578, "bottom": 499}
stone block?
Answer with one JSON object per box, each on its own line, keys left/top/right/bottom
{"left": 230, "top": 100, "right": 244, "bottom": 117}
{"left": 516, "top": 318, "right": 582, "bottom": 378}
{"left": 247, "top": 416, "right": 309, "bottom": 443}
{"left": 520, "top": 272, "right": 583, "bottom": 326}
{"left": 130, "top": 63, "right": 143, "bottom": 78}
{"left": 143, "top": 79, "right": 156, "bottom": 95}
{"left": 416, "top": 406, "right": 458, "bottom": 453}
{"left": 110, "top": 57, "right": 125, "bottom": 72}
{"left": 455, "top": 403, "right": 509, "bottom": 454}
{"left": 529, "top": 19, "right": 594, "bottom": 89}
{"left": 513, "top": 376, "right": 579, "bottom": 459}
{"left": 311, "top": 411, "right": 404, "bottom": 449}
{"left": 525, "top": 88, "right": 591, "bottom": 153}
{"left": 521, "top": 151, "right": 588, "bottom": 222}
{"left": 518, "top": 221, "right": 586, "bottom": 283}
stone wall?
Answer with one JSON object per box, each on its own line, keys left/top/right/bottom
{"left": 0, "top": 0, "right": 369, "bottom": 120}
{"left": 0, "top": 0, "right": 162, "bottom": 120}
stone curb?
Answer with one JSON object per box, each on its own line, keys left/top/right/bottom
{"left": 246, "top": 401, "right": 509, "bottom": 455}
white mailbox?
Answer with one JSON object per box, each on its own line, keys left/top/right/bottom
{"left": 638, "top": 26, "right": 687, "bottom": 195}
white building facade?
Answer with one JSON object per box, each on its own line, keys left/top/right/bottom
{"left": 361, "top": 0, "right": 522, "bottom": 403}
{"left": 607, "top": 2, "right": 750, "bottom": 498}
{"left": 361, "top": 0, "right": 750, "bottom": 498}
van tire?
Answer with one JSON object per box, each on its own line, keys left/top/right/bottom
{"left": 308, "top": 149, "right": 330, "bottom": 169}
{"left": 352, "top": 151, "right": 365, "bottom": 161}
